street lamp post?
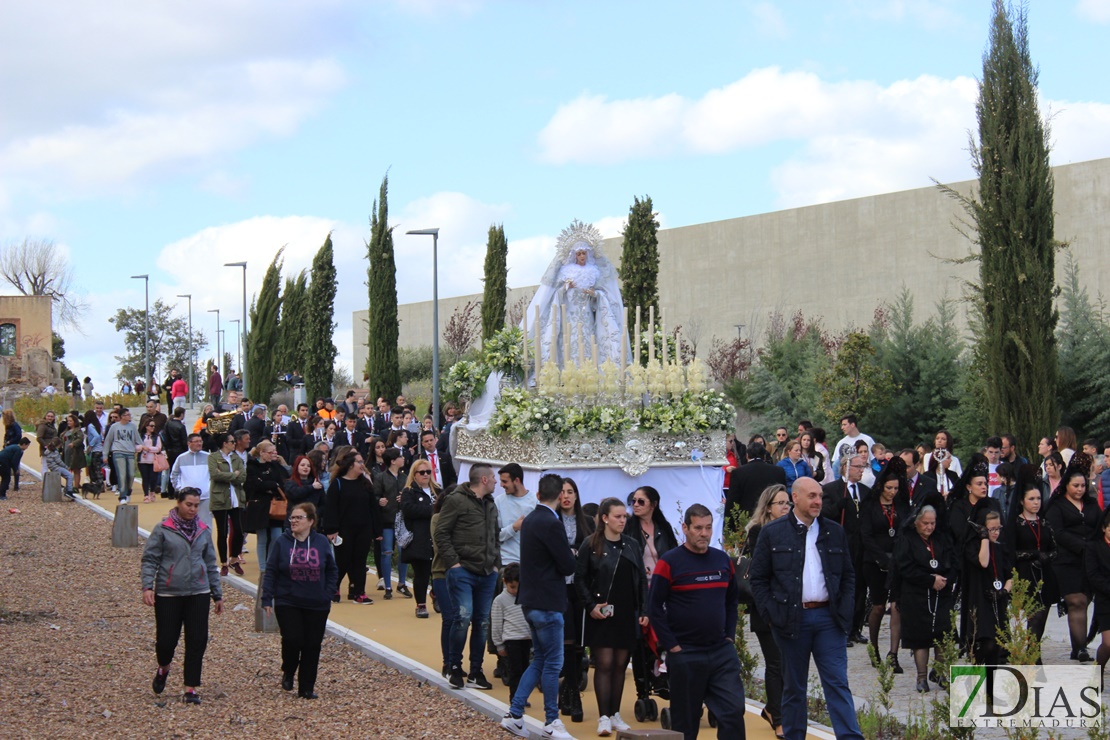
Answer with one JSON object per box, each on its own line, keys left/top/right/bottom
{"left": 218, "top": 329, "right": 225, "bottom": 378}
{"left": 131, "top": 274, "right": 150, "bottom": 394}
{"left": 406, "top": 228, "right": 440, "bottom": 427}
{"left": 207, "top": 309, "right": 221, "bottom": 380}
{"left": 230, "top": 319, "right": 241, "bottom": 383}
{"left": 225, "top": 262, "right": 247, "bottom": 398}
{"left": 177, "top": 294, "right": 193, "bottom": 404}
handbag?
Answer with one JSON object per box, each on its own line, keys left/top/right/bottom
{"left": 735, "top": 546, "right": 755, "bottom": 604}
{"left": 395, "top": 511, "right": 414, "bottom": 549}
{"left": 152, "top": 451, "right": 169, "bottom": 473}
{"left": 269, "top": 491, "right": 288, "bottom": 519}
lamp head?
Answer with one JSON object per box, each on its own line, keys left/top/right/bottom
{"left": 406, "top": 228, "right": 440, "bottom": 237}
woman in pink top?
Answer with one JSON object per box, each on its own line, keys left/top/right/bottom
{"left": 138, "top": 420, "right": 164, "bottom": 503}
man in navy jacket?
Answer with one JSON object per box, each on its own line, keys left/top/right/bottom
{"left": 500, "top": 473, "right": 576, "bottom": 740}
{"left": 750, "top": 476, "right": 862, "bottom": 740}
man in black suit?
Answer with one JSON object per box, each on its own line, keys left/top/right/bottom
{"left": 499, "top": 473, "right": 577, "bottom": 738}
{"left": 898, "top": 448, "right": 939, "bottom": 511}
{"left": 244, "top": 404, "right": 268, "bottom": 449}
{"left": 340, "top": 415, "right": 368, "bottom": 458}
{"left": 418, "top": 429, "right": 456, "bottom": 489}
{"left": 726, "top": 442, "right": 787, "bottom": 519}
{"left": 286, "top": 403, "right": 310, "bottom": 458}
{"left": 373, "top": 398, "right": 393, "bottom": 436}
{"left": 821, "top": 454, "right": 871, "bottom": 646}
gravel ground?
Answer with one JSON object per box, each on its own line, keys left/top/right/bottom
{"left": 0, "top": 480, "right": 498, "bottom": 740}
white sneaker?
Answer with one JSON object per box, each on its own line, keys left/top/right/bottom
{"left": 499, "top": 714, "right": 526, "bottom": 737}
{"left": 543, "top": 718, "right": 574, "bottom": 739}
{"left": 610, "top": 713, "right": 630, "bottom": 731}
{"left": 597, "top": 715, "right": 612, "bottom": 736}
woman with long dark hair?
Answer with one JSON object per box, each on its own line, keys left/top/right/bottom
{"left": 624, "top": 486, "right": 678, "bottom": 579}
{"left": 799, "top": 431, "right": 827, "bottom": 483}
{"left": 745, "top": 484, "right": 789, "bottom": 738}
{"left": 575, "top": 497, "right": 648, "bottom": 736}
{"left": 1004, "top": 479, "right": 1058, "bottom": 645}
{"left": 556, "top": 477, "right": 594, "bottom": 721}
{"left": 1046, "top": 467, "right": 1100, "bottom": 662}
{"left": 322, "top": 446, "right": 381, "bottom": 604}
{"left": 284, "top": 455, "right": 324, "bottom": 524}
{"left": 82, "top": 409, "right": 105, "bottom": 494}
{"left": 137, "top": 418, "right": 162, "bottom": 503}
{"left": 1042, "top": 451, "right": 1065, "bottom": 497}
{"left": 859, "top": 468, "right": 909, "bottom": 673}
{"left": 1085, "top": 507, "right": 1110, "bottom": 676}
{"left": 400, "top": 458, "right": 439, "bottom": 617}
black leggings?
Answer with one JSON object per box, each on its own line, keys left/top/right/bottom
{"left": 155, "top": 594, "right": 211, "bottom": 687}
{"left": 212, "top": 508, "right": 244, "bottom": 564}
{"left": 138, "top": 462, "right": 157, "bottom": 495}
{"left": 592, "top": 646, "right": 631, "bottom": 718}
{"left": 334, "top": 529, "right": 373, "bottom": 598}
{"left": 274, "top": 605, "right": 329, "bottom": 694}
{"left": 408, "top": 559, "right": 432, "bottom": 605}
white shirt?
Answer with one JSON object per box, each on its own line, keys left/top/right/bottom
{"left": 495, "top": 491, "right": 537, "bottom": 564}
{"left": 830, "top": 432, "right": 876, "bottom": 478}
{"left": 426, "top": 450, "right": 443, "bottom": 487}
{"left": 797, "top": 514, "right": 829, "bottom": 603}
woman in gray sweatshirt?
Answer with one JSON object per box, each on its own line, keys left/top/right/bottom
{"left": 103, "top": 408, "right": 138, "bottom": 503}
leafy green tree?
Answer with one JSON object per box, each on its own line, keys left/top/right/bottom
{"left": 278, "top": 269, "right": 309, "bottom": 377}
{"left": 481, "top": 223, "right": 508, "bottom": 341}
{"left": 817, "top": 332, "right": 895, "bottom": 425}
{"left": 110, "top": 299, "right": 207, "bottom": 386}
{"left": 939, "top": 0, "right": 1058, "bottom": 456}
{"left": 245, "top": 247, "right": 284, "bottom": 405}
{"left": 1057, "top": 253, "right": 1110, "bottom": 441}
{"left": 618, "top": 195, "right": 660, "bottom": 334}
{"left": 305, "top": 235, "right": 337, "bottom": 403}
{"left": 738, "top": 312, "right": 833, "bottom": 430}
{"left": 366, "top": 174, "right": 400, "bottom": 400}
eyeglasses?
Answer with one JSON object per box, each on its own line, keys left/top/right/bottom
{"left": 631, "top": 498, "right": 649, "bottom": 505}
{"left": 289, "top": 515, "right": 307, "bottom": 521}
{"left": 771, "top": 500, "right": 791, "bottom": 507}
{"left": 986, "top": 527, "right": 1003, "bottom": 534}
{"left": 776, "top": 433, "right": 788, "bottom": 438}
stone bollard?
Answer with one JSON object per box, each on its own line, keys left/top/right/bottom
{"left": 42, "top": 472, "right": 63, "bottom": 502}
{"left": 254, "top": 572, "right": 279, "bottom": 633}
{"left": 112, "top": 504, "right": 139, "bottom": 547}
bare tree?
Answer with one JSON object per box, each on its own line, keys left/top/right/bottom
{"left": 0, "top": 238, "right": 88, "bottom": 330}
{"left": 506, "top": 290, "right": 536, "bottom": 328}
{"left": 442, "top": 300, "right": 481, "bottom": 362}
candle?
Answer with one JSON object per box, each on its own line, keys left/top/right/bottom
{"left": 551, "top": 306, "right": 560, "bottom": 370}
{"left": 561, "top": 304, "right": 569, "bottom": 367}
{"left": 620, "top": 307, "right": 627, "bottom": 381}
{"left": 577, "top": 326, "right": 586, "bottom": 368}
{"left": 534, "top": 305, "right": 542, "bottom": 377}
{"left": 591, "top": 335, "right": 598, "bottom": 369}
{"left": 522, "top": 308, "right": 529, "bottom": 377}
{"left": 661, "top": 308, "right": 667, "bottom": 366}
{"left": 634, "top": 306, "right": 641, "bottom": 368}
{"left": 676, "top": 328, "right": 683, "bottom": 365}
{"left": 648, "top": 306, "right": 655, "bottom": 363}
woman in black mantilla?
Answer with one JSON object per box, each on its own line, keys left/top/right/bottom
{"left": 858, "top": 466, "right": 909, "bottom": 674}
{"left": 1004, "top": 475, "right": 1058, "bottom": 648}
{"left": 962, "top": 509, "right": 1014, "bottom": 666}
{"left": 1045, "top": 467, "right": 1100, "bottom": 662}
{"left": 894, "top": 504, "right": 956, "bottom": 693}
{"left": 1085, "top": 507, "right": 1110, "bottom": 678}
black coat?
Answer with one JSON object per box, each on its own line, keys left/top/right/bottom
{"left": 574, "top": 534, "right": 647, "bottom": 616}
{"left": 400, "top": 485, "right": 435, "bottom": 562}
{"left": 961, "top": 537, "right": 1014, "bottom": 642}
{"left": 821, "top": 479, "right": 871, "bottom": 544}
{"left": 243, "top": 458, "right": 289, "bottom": 532}
{"left": 727, "top": 459, "right": 787, "bottom": 518}
{"left": 517, "top": 505, "right": 577, "bottom": 613}
{"left": 1085, "top": 537, "right": 1110, "bottom": 624}
{"left": 285, "top": 419, "right": 310, "bottom": 458}
{"left": 322, "top": 475, "right": 382, "bottom": 539}
{"left": 858, "top": 495, "right": 909, "bottom": 569}
{"left": 245, "top": 415, "right": 267, "bottom": 450}
{"left": 418, "top": 447, "right": 456, "bottom": 489}
{"left": 283, "top": 474, "right": 324, "bottom": 522}
{"left": 893, "top": 530, "right": 956, "bottom": 647}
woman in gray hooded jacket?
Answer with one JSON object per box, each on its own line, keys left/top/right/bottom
{"left": 141, "top": 487, "right": 223, "bottom": 704}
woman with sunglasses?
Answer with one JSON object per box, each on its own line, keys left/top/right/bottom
{"left": 744, "top": 484, "right": 790, "bottom": 738}
{"left": 624, "top": 486, "right": 678, "bottom": 580}
{"left": 261, "top": 502, "right": 337, "bottom": 699}
{"left": 400, "top": 459, "right": 439, "bottom": 617}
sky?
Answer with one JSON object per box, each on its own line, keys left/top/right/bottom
{"left": 3, "top": 0, "right": 1110, "bottom": 388}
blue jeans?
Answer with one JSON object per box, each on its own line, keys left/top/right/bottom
{"left": 255, "top": 525, "right": 284, "bottom": 573}
{"left": 431, "top": 577, "right": 455, "bottom": 670}
{"left": 56, "top": 468, "right": 74, "bottom": 492}
{"left": 111, "top": 452, "right": 135, "bottom": 499}
{"left": 509, "top": 607, "right": 564, "bottom": 724}
{"left": 774, "top": 607, "right": 863, "bottom": 740}
{"left": 666, "top": 641, "right": 747, "bottom": 740}
{"left": 446, "top": 567, "right": 497, "bottom": 674}
{"left": 379, "top": 528, "right": 409, "bottom": 589}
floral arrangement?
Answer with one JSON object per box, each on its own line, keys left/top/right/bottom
{"left": 488, "top": 386, "right": 734, "bottom": 441}
{"left": 481, "top": 326, "right": 528, "bottom": 378}
{"left": 440, "top": 359, "right": 489, "bottom": 402}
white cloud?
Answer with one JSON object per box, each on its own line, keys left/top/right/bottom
{"left": 537, "top": 93, "right": 687, "bottom": 165}
{"left": 1077, "top": 0, "right": 1110, "bottom": 22}
{"left": 851, "top": 0, "right": 967, "bottom": 29}
{"left": 0, "top": 2, "right": 351, "bottom": 197}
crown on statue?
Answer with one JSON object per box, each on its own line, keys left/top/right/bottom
{"left": 554, "top": 219, "right": 605, "bottom": 264}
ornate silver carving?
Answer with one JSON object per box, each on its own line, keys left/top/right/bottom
{"left": 455, "top": 428, "right": 727, "bottom": 476}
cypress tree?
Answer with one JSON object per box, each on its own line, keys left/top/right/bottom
{"left": 481, "top": 223, "right": 509, "bottom": 341}
{"left": 618, "top": 195, "right": 660, "bottom": 334}
{"left": 941, "top": 0, "right": 1057, "bottom": 455}
{"left": 278, "top": 270, "right": 309, "bottom": 377}
{"left": 305, "top": 234, "right": 337, "bottom": 402}
{"left": 366, "top": 174, "right": 401, "bottom": 400}
{"left": 244, "top": 247, "right": 284, "bottom": 405}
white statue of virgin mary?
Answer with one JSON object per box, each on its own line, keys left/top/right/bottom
{"left": 526, "top": 219, "right": 629, "bottom": 368}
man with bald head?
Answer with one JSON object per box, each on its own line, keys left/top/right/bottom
{"left": 750, "top": 477, "right": 862, "bottom": 740}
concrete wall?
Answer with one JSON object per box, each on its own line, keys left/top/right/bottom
{"left": 0, "top": 295, "right": 53, "bottom": 357}
{"left": 353, "top": 157, "right": 1110, "bottom": 365}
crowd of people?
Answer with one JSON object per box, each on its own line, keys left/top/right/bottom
{"left": 14, "top": 383, "right": 1110, "bottom": 738}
